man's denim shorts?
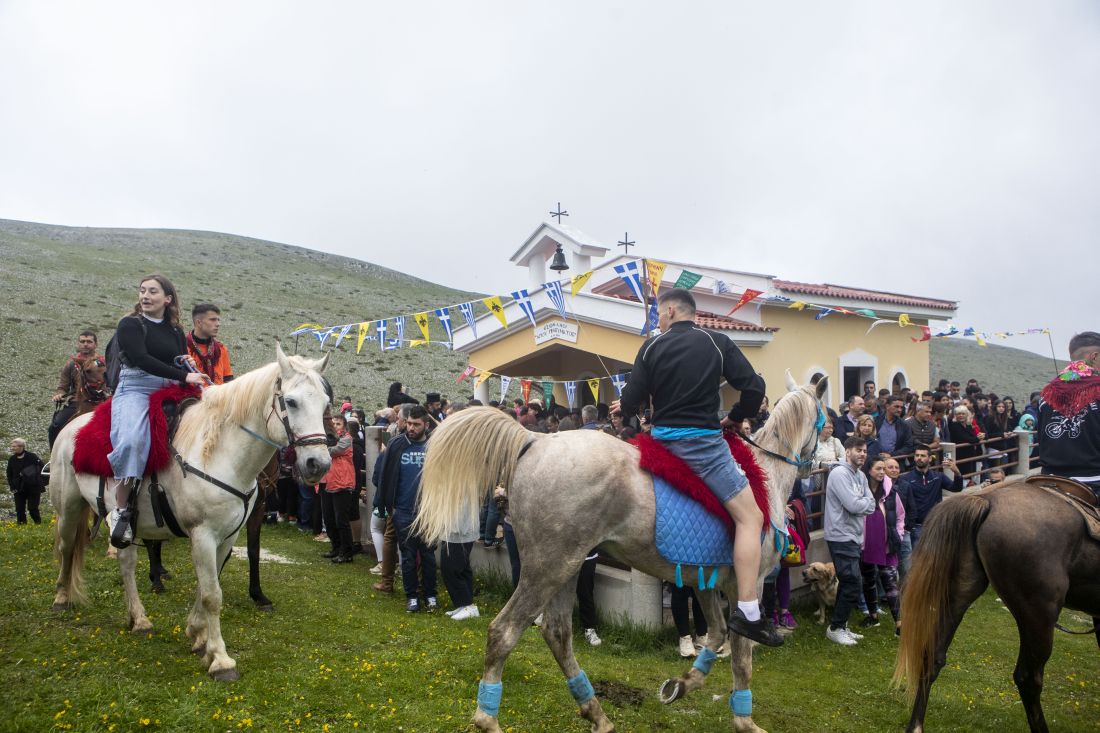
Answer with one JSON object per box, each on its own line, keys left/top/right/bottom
{"left": 658, "top": 432, "right": 749, "bottom": 504}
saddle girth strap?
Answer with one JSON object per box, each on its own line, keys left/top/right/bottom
{"left": 169, "top": 445, "right": 256, "bottom": 542}
{"left": 149, "top": 473, "right": 187, "bottom": 538}
{"left": 96, "top": 476, "right": 107, "bottom": 520}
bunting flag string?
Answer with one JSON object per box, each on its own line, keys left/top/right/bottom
{"left": 564, "top": 380, "right": 577, "bottom": 408}
{"left": 393, "top": 315, "right": 405, "bottom": 344}
{"left": 570, "top": 270, "right": 593, "bottom": 296}
{"left": 456, "top": 365, "right": 476, "bottom": 383}
{"left": 475, "top": 370, "right": 492, "bottom": 387}
{"left": 586, "top": 378, "right": 601, "bottom": 403}
{"left": 435, "top": 307, "right": 453, "bottom": 347}
{"left": 376, "top": 320, "right": 387, "bottom": 351}
{"left": 500, "top": 376, "right": 512, "bottom": 401}
{"left": 332, "top": 323, "right": 354, "bottom": 349}
{"left": 727, "top": 288, "right": 763, "bottom": 316}
{"left": 483, "top": 296, "right": 508, "bottom": 328}
{"left": 672, "top": 270, "right": 702, "bottom": 290}
{"left": 613, "top": 262, "right": 646, "bottom": 302}
{"left": 541, "top": 381, "right": 553, "bottom": 406}
{"left": 520, "top": 379, "right": 532, "bottom": 404}
{"left": 413, "top": 313, "right": 430, "bottom": 341}
{"left": 712, "top": 279, "right": 733, "bottom": 295}
{"left": 646, "top": 259, "right": 667, "bottom": 296}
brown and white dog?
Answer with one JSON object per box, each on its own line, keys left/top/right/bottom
{"left": 801, "top": 562, "right": 838, "bottom": 624}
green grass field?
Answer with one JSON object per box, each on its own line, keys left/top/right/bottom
{"left": 1, "top": 517, "right": 1098, "bottom": 733}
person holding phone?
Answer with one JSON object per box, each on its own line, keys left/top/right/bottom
{"left": 895, "top": 444, "right": 964, "bottom": 548}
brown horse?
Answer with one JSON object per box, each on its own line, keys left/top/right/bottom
{"left": 894, "top": 479, "right": 1100, "bottom": 733}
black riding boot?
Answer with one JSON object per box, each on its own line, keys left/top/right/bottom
{"left": 110, "top": 478, "right": 142, "bottom": 549}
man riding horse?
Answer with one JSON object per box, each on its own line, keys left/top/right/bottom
{"left": 614, "top": 287, "right": 783, "bottom": 647}
{"left": 1038, "top": 330, "right": 1100, "bottom": 499}
{"left": 49, "top": 330, "right": 106, "bottom": 447}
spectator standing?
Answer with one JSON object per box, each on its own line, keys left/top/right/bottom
{"left": 320, "top": 415, "right": 357, "bottom": 563}
{"left": 857, "top": 457, "right": 902, "bottom": 635}
{"left": 905, "top": 401, "right": 939, "bottom": 453}
{"left": 875, "top": 396, "right": 914, "bottom": 460}
{"left": 386, "top": 382, "right": 419, "bottom": 409}
{"left": 948, "top": 406, "right": 984, "bottom": 478}
{"left": 823, "top": 437, "right": 876, "bottom": 646}
{"left": 580, "top": 405, "right": 599, "bottom": 430}
{"left": 855, "top": 415, "right": 881, "bottom": 464}
{"left": 883, "top": 457, "right": 912, "bottom": 578}
{"left": 834, "top": 395, "right": 865, "bottom": 444}
{"left": 425, "top": 392, "right": 445, "bottom": 423}
{"left": 6, "top": 438, "right": 45, "bottom": 524}
{"left": 982, "top": 400, "right": 1012, "bottom": 467}
{"left": 376, "top": 406, "right": 437, "bottom": 612}
{"left": 896, "top": 445, "right": 964, "bottom": 547}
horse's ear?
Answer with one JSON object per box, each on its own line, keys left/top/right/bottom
{"left": 276, "top": 339, "right": 293, "bottom": 376}
{"left": 313, "top": 352, "right": 331, "bottom": 374}
{"left": 785, "top": 370, "right": 798, "bottom": 393}
{"left": 815, "top": 375, "right": 829, "bottom": 401}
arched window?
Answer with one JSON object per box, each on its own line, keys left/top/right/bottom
{"left": 892, "top": 370, "right": 908, "bottom": 393}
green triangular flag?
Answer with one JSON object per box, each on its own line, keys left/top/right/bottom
{"left": 542, "top": 380, "right": 554, "bottom": 407}
{"left": 673, "top": 270, "right": 703, "bottom": 289}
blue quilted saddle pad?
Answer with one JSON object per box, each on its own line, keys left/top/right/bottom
{"left": 653, "top": 476, "right": 733, "bottom": 568}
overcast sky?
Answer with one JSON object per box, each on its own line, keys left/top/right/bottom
{"left": 2, "top": 2, "right": 1096, "bottom": 358}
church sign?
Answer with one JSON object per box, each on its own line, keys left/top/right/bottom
{"left": 533, "top": 320, "right": 579, "bottom": 345}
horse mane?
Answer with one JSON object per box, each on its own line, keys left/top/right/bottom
{"left": 173, "top": 355, "right": 318, "bottom": 461}
{"left": 754, "top": 385, "right": 818, "bottom": 452}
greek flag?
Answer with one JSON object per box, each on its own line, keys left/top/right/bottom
{"left": 315, "top": 326, "right": 340, "bottom": 347}
{"left": 642, "top": 299, "right": 659, "bottom": 334}
{"left": 435, "top": 307, "right": 453, "bottom": 348}
{"left": 332, "top": 324, "right": 354, "bottom": 349}
{"left": 610, "top": 373, "right": 628, "bottom": 396}
{"left": 458, "top": 301, "right": 477, "bottom": 339}
{"left": 712, "top": 279, "right": 732, "bottom": 295}
{"left": 395, "top": 315, "right": 406, "bottom": 343}
{"left": 375, "top": 320, "right": 387, "bottom": 351}
{"left": 564, "top": 380, "right": 577, "bottom": 408}
{"left": 613, "top": 262, "right": 645, "bottom": 302}
{"left": 510, "top": 289, "right": 537, "bottom": 327}
{"left": 543, "top": 280, "right": 569, "bottom": 320}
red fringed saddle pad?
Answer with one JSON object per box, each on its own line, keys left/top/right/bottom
{"left": 73, "top": 384, "right": 201, "bottom": 478}
{"left": 630, "top": 431, "right": 770, "bottom": 540}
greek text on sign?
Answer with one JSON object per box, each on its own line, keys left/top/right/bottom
{"left": 534, "top": 320, "right": 579, "bottom": 345}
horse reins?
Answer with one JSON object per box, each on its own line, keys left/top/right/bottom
{"left": 740, "top": 403, "right": 826, "bottom": 471}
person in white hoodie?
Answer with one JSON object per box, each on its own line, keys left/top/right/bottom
{"left": 823, "top": 436, "right": 876, "bottom": 645}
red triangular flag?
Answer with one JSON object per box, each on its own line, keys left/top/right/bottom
{"left": 456, "top": 365, "right": 476, "bottom": 383}
{"left": 520, "top": 379, "right": 533, "bottom": 403}
{"left": 727, "top": 289, "right": 763, "bottom": 316}
{"left": 911, "top": 325, "right": 931, "bottom": 343}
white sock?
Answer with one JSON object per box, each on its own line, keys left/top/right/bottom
{"left": 738, "top": 600, "right": 761, "bottom": 622}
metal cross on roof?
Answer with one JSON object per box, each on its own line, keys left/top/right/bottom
{"left": 550, "top": 202, "right": 569, "bottom": 223}
{"left": 617, "top": 232, "right": 635, "bottom": 254}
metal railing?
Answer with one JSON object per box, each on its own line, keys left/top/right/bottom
{"left": 801, "top": 431, "right": 1037, "bottom": 531}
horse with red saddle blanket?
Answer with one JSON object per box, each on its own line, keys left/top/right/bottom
{"left": 48, "top": 344, "right": 331, "bottom": 681}
{"left": 415, "top": 374, "right": 829, "bottom": 733}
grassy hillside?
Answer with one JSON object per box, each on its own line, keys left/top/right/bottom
{"left": 929, "top": 337, "right": 1063, "bottom": 405}
{"left": 0, "top": 218, "right": 475, "bottom": 456}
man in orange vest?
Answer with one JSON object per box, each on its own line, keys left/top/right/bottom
{"left": 187, "top": 303, "right": 233, "bottom": 384}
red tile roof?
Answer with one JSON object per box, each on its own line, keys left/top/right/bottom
{"left": 694, "top": 311, "right": 777, "bottom": 333}
{"left": 772, "top": 280, "right": 956, "bottom": 310}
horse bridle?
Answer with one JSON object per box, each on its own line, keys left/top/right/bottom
{"left": 741, "top": 402, "right": 826, "bottom": 473}
{"left": 268, "top": 376, "right": 329, "bottom": 449}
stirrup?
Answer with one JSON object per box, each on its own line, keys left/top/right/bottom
{"left": 110, "top": 509, "right": 134, "bottom": 549}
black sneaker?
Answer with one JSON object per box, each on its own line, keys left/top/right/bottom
{"left": 859, "top": 614, "right": 881, "bottom": 629}
{"left": 320, "top": 550, "right": 339, "bottom": 559}
{"left": 728, "top": 607, "right": 784, "bottom": 647}
{"left": 406, "top": 598, "right": 420, "bottom": 613}
{"left": 332, "top": 555, "right": 353, "bottom": 564}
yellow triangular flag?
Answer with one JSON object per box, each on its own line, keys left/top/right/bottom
{"left": 570, "top": 271, "right": 593, "bottom": 296}
{"left": 356, "top": 322, "right": 369, "bottom": 354}
{"left": 409, "top": 339, "right": 427, "bottom": 348}
{"left": 898, "top": 314, "right": 912, "bottom": 328}
{"left": 646, "top": 260, "right": 667, "bottom": 296}
{"left": 587, "top": 378, "right": 601, "bottom": 402}
{"left": 482, "top": 296, "right": 508, "bottom": 328}
{"left": 788, "top": 301, "right": 807, "bottom": 311}
{"left": 976, "top": 334, "right": 987, "bottom": 348}
{"left": 476, "top": 370, "right": 493, "bottom": 387}
{"left": 414, "top": 312, "right": 431, "bottom": 341}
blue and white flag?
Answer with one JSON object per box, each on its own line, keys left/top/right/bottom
{"left": 395, "top": 315, "right": 406, "bottom": 344}
{"left": 814, "top": 308, "right": 834, "bottom": 321}
{"left": 385, "top": 339, "right": 402, "bottom": 351}
{"left": 500, "top": 375, "right": 512, "bottom": 401}
{"left": 564, "top": 380, "right": 577, "bottom": 408}
{"left": 510, "top": 289, "right": 537, "bottom": 327}
{"left": 712, "top": 279, "right": 732, "bottom": 295}
{"left": 613, "top": 261, "right": 646, "bottom": 302}
{"left": 610, "top": 373, "right": 628, "bottom": 396}
{"left": 458, "top": 301, "right": 477, "bottom": 339}
{"left": 332, "top": 324, "right": 354, "bottom": 349}
{"left": 642, "top": 299, "right": 659, "bottom": 334}
{"left": 376, "top": 320, "right": 387, "bottom": 351}
{"left": 435, "top": 307, "right": 453, "bottom": 347}
{"left": 543, "top": 280, "right": 569, "bottom": 320}
{"left": 315, "top": 326, "right": 340, "bottom": 348}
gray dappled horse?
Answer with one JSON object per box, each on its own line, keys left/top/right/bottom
{"left": 894, "top": 478, "right": 1100, "bottom": 733}
{"left": 48, "top": 345, "right": 331, "bottom": 681}
{"left": 416, "top": 375, "right": 829, "bottom": 733}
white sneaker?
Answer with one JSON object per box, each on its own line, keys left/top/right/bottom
{"left": 584, "top": 628, "right": 602, "bottom": 647}
{"left": 451, "top": 605, "right": 480, "bottom": 621}
{"left": 444, "top": 608, "right": 458, "bottom": 617}
{"left": 826, "top": 626, "right": 857, "bottom": 646}
{"left": 369, "top": 563, "right": 383, "bottom": 575}
{"left": 845, "top": 627, "right": 865, "bottom": 640}
{"left": 678, "top": 635, "right": 697, "bottom": 658}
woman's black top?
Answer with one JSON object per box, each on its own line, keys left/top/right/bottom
{"left": 117, "top": 315, "right": 188, "bottom": 382}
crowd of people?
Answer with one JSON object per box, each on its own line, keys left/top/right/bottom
{"left": 8, "top": 275, "right": 1100, "bottom": 660}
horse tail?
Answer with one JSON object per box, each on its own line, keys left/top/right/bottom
{"left": 893, "top": 494, "right": 990, "bottom": 700}
{"left": 414, "top": 407, "right": 532, "bottom": 547}
{"left": 54, "top": 503, "right": 93, "bottom": 606}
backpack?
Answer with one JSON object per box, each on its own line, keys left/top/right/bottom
{"left": 104, "top": 317, "right": 146, "bottom": 391}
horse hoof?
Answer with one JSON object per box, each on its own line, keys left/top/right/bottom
{"left": 210, "top": 667, "right": 240, "bottom": 683}
{"left": 51, "top": 602, "right": 71, "bottom": 612}
{"left": 255, "top": 602, "right": 274, "bottom": 613}
{"left": 659, "top": 679, "right": 685, "bottom": 704}
{"left": 158, "top": 569, "right": 173, "bottom": 580}
{"left": 151, "top": 583, "right": 166, "bottom": 594}
{"left": 131, "top": 621, "right": 153, "bottom": 634}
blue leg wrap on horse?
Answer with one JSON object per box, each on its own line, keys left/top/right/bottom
{"left": 707, "top": 567, "right": 719, "bottom": 589}
{"left": 477, "top": 681, "right": 503, "bottom": 718}
{"left": 730, "top": 689, "right": 752, "bottom": 717}
{"left": 697, "top": 565, "right": 706, "bottom": 589}
{"left": 567, "top": 670, "right": 595, "bottom": 705}
{"left": 675, "top": 563, "right": 683, "bottom": 588}
{"left": 692, "top": 647, "right": 718, "bottom": 675}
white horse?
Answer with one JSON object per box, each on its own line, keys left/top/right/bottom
{"left": 416, "top": 373, "right": 828, "bottom": 733}
{"left": 48, "top": 344, "right": 332, "bottom": 681}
